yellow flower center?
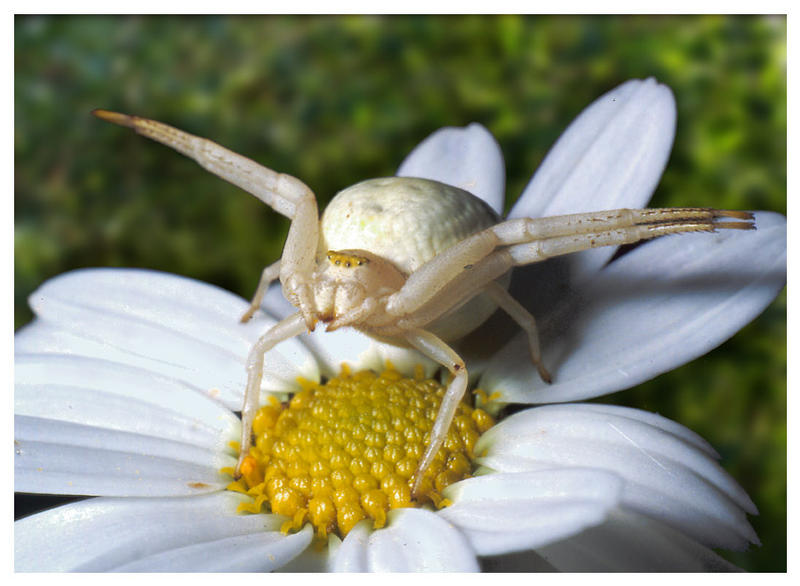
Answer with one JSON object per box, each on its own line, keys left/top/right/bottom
{"left": 225, "top": 366, "right": 494, "bottom": 540}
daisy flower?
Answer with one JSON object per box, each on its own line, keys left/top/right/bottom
{"left": 14, "top": 78, "right": 786, "bottom": 571}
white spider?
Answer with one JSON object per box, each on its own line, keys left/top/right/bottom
{"left": 93, "top": 110, "right": 755, "bottom": 497}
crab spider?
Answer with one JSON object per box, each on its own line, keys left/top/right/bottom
{"left": 92, "top": 110, "right": 755, "bottom": 497}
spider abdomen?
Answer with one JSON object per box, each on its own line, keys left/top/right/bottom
{"left": 320, "top": 177, "right": 500, "bottom": 273}
{"left": 320, "top": 177, "right": 508, "bottom": 340}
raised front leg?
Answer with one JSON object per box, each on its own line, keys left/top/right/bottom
{"left": 503, "top": 208, "right": 755, "bottom": 265}
{"left": 94, "top": 111, "right": 325, "bottom": 478}
{"left": 92, "top": 109, "right": 313, "bottom": 219}
{"left": 385, "top": 207, "right": 755, "bottom": 321}
{"left": 92, "top": 109, "right": 322, "bottom": 304}
{"left": 93, "top": 109, "right": 322, "bottom": 320}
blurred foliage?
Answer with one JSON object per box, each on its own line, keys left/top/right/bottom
{"left": 14, "top": 15, "right": 785, "bottom": 571}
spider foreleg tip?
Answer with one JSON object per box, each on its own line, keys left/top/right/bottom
{"left": 713, "top": 210, "right": 757, "bottom": 230}
{"left": 715, "top": 209, "right": 755, "bottom": 221}
{"left": 92, "top": 109, "right": 136, "bottom": 128}
{"left": 713, "top": 220, "right": 757, "bottom": 231}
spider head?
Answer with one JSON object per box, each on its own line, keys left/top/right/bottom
{"left": 297, "top": 249, "right": 406, "bottom": 331}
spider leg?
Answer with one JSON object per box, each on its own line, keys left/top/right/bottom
{"left": 385, "top": 229, "right": 500, "bottom": 319}
{"left": 92, "top": 109, "right": 312, "bottom": 219}
{"left": 92, "top": 109, "right": 320, "bottom": 321}
{"left": 236, "top": 311, "right": 307, "bottom": 477}
{"left": 385, "top": 207, "right": 754, "bottom": 319}
{"left": 240, "top": 260, "right": 282, "bottom": 322}
{"left": 380, "top": 207, "right": 755, "bottom": 394}
{"left": 483, "top": 281, "right": 551, "bottom": 383}
{"left": 495, "top": 207, "right": 753, "bottom": 241}
{"left": 402, "top": 328, "right": 468, "bottom": 499}
{"left": 504, "top": 212, "right": 754, "bottom": 266}
{"left": 383, "top": 251, "right": 513, "bottom": 332}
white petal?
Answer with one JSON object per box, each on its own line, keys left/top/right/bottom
{"left": 15, "top": 492, "right": 310, "bottom": 572}
{"left": 113, "top": 524, "right": 313, "bottom": 572}
{"left": 438, "top": 469, "right": 623, "bottom": 556}
{"left": 533, "top": 509, "right": 742, "bottom": 572}
{"left": 479, "top": 405, "right": 758, "bottom": 550}
{"left": 20, "top": 268, "right": 319, "bottom": 410}
{"left": 275, "top": 539, "right": 332, "bottom": 572}
{"left": 15, "top": 415, "right": 233, "bottom": 497}
{"left": 16, "top": 354, "right": 237, "bottom": 447}
{"left": 397, "top": 123, "right": 506, "bottom": 214}
{"left": 15, "top": 354, "right": 238, "bottom": 496}
{"left": 510, "top": 78, "right": 677, "bottom": 281}
{"left": 328, "top": 521, "right": 371, "bottom": 571}
{"left": 482, "top": 211, "right": 786, "bottom": 405}
{"left": 512, "top": 77, "right": 675, "bottom": 218}
{"left": 493, "top": 402, "right": 720, "bottom": 458}
{"left": 331, "top": 510, "right": 479, "bottom": 572}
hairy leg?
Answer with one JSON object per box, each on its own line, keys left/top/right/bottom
{"left": 504, "top": 215, "right": 752, "bottom": 265}
{"left": 493, "top": 207, "right": 753, "bottom": 244}
{"left": 385, "top": 207, "right": 754, "bottom": 320}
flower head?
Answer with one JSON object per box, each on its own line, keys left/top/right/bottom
{"left": 15, "top": 78, "right": 785, "bottom": 571}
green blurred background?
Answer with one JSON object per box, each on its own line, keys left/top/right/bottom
{"left": 14, "top": 15, "right": 786, "bottom": 571}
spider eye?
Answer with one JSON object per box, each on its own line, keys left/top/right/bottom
{"left": 327, "top": 251, "right": 370, "bottom": 268}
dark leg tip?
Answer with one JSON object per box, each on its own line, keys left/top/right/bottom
{"left": 538, "top": 364, "right": 553, "bottom": 384}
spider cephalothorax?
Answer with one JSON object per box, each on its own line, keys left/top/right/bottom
{"left": 304, "top": 249, "right": 405, "bottom": 330}
{"left": 93, "top": 109, "right": 755, "bottom": 497}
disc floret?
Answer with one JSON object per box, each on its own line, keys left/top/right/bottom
{"left": 226, "top": 367, "right": 495, "bottom": 539}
